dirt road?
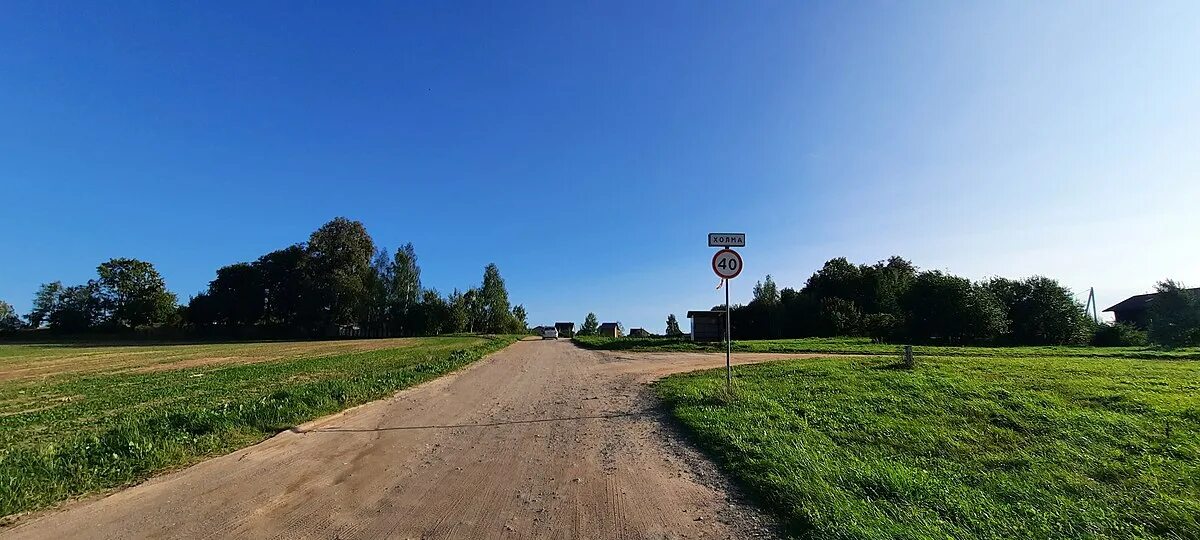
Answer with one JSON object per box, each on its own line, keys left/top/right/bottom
{"left": 4, "top": 340, "right": 810, "bottom": 539}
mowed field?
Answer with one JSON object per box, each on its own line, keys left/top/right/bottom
{"left": 655, "top": 352, "right": 1200, "bottom": 539}
{"left": 0, "top": 336, "right": 515, "bottom": 520}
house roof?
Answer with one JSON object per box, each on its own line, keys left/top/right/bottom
{"left": 598, "top": 322, "right": 619, "bottom": 329}
{"left": 686, "top": 310, "right": 724, "bottom": 318}
{"left": 554, "top": 322, "right": 575, "bottom": 328}
{"left": 1104, "top": 288, "right": 1200, "bottom": 312}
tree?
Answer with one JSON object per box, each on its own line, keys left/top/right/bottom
{"left": 305, "top": 217, "right": 376, "bottom": 329}
{"left": 49, "top": 282, "right": 103, "bottom": 332}
{"left": 983, "top": 276, "right": 1091, "bottom": 345}
{"left": 96, "top": 258, "right": 178, "bottom": 329}
{"left": 511, "top": 304, "right": 528, "bottom": 333}
{"left": 818, "top": 297, "right": 861, "bottom": 335}
{"left": 207, "top": 263, "right": 265, "bottom": 326}
{"left": 665, "top": 314, "right": 683, "bottom": 336}
{"left": 184, "top": 292, "right": 219, "bottom": 327}
{"left": 0, "top": 300, "right": 22, "bottom": 332}
{"left": 902, "top": 271, "right": 1007, "bottom": 343}
{"left": 364, "top": 247, "right": 392, "bottom": 334}
{"left": 862, "top": 313, "right": 898, "bottom": 343}
{"left": 1147, "top": 280, "right": 1200, "bottom": 347}
{"left": 388, "top": 243, "right": 421, "bottom": 334}
{"left": 256, "top": 244, "right": 308, "bottom": 327}
{"left": 414, "top": 289, "right": 450, "bottom": 335}
{"left": 27, "top": 281, "right": 64, "bottom": 329}
{"left": 462, "top": 288, "right": 485, "bottom": 333}
{"left": 579, "top": 312, "right": 600, "bottom": 336}
{"left": 480, "top": 263, "right": 512, "bottom": 333}
{"left": 752, "top": 275, "right": 780, "bottom": 305}
{"left": 447, "top": 289, "right": 470, "bottom": 333}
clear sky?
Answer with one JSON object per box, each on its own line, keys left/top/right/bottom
{"left": 2, "top": 1, "right": 1198, "bottom": 333}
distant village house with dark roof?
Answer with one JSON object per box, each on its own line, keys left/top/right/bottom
{"left": 1104, "top": 288, "right": 1200, "bottom": 329}
{"left": 598, "top": 322, "right": 622, "bottom": 338}
{"left": 554, "top": 322, "right": 575, "bottom": 338}
{"left": 629, "top": 328, "right": 651, "bottom": 338}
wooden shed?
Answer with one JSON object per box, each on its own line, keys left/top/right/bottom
{"left": 687, "top": 310, "right": 726, "bottom": 342}
{"left": 598, "top": 322, "right": 622, "bottom": 338}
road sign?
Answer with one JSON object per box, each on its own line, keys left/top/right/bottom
{"left": 712, "top": 249, "right": 743, "bottom": 280}
{"left": 708, "top": 233, "right": 745, "bottom": 248}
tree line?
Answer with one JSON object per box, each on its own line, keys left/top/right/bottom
{"left": 3, "top": 217, "right": 527, "bottom": 337}
{"left": 711, "top": 256, "right": 1199, "bottom": 347}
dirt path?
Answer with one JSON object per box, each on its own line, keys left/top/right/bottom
{"left": 3, "top": 340, "right": 817, "bottom": 539}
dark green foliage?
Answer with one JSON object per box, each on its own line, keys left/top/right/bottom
{"left": 579, "top": 313, "right": 599, "bottom": 336}
{"left": 818, "top": 297, "right": 861, "bottom": 335}
{"left": 206, "top": 263, "right": 266, "bottom": 326}
{"left": 1148, "top": 280, "right": 1200, "bottom": 348}
{"left": 25, "top": 217, "right": 528, "bottom": 339}
{"left": 95, "top": 258, "right": 179, "bottom": 329}
{"left": 575, "top": 335, "right": 1200, "bottom": 360}
{"left": 0, "top": 301, "right": 22, "bottom": 332}
{"left": 480, "top": 263, "right": 514, "bottom": 333}
{"left": 983, "top": 276, "right": 1092, "bottom": 345}
{"left": 304, "top": 217, "right": 376, "bottom": 329}
{"left": 48, "top": 282, "right": 104, "bottom": 332}
{"left": 862, "top": 312, "right": 899, "bottom": 343}
{"left": 665, "top": 314, "right": 683, "bottom": 336}
{"left": 255, "top": 244, "right": 308, "bottom": 327}
{"left": 511, "top": 304, "right": 528, "bottom": 333}
{"left": 26, "top": 282, "right": 63, "bottom": 329}
{"left": 656, "top": 355, "right": 1200, "bottom": 539}
{"left": 1093, "top": 323, "right": 1149, "bottom": 347}
{"left": 0, "top": 336, "right": 515, "bottom": 517}
{"left": 903, "top": 271, "right": 1008, "bottom": 344}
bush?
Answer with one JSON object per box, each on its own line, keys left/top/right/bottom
{"left": 862, "top": 313, "right": 899, "bottom": 343}
{"left": 1092, "top": 323, "right": 1148, "bottom": 347}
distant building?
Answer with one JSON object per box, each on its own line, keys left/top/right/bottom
{"left": 598, "top": 322, "right": 622, "bottom": 338}
{"left": 629, "top": 328, "right": 651, "bottom": 338}
{"left": 687, "top": 310, "right": 726, "bottom": 342}
{"left": 531, "top": 326, "right": 547, "bottom": 335}
{"left": 554, "top": 322, "right": 575, "bottom": 338}
{"left": 1104, "top": 288, "right": 1200, "bottom": 328}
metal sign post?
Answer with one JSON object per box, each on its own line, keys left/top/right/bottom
{"left": 710, "top": 237, "right": 744, "bottom": 393}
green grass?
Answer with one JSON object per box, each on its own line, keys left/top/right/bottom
{"left": 655, "top": 355, "right": 1200, "bottom": 539}
{"left": 0, "top": 335, "right": 516, "bottom": 519}
{"left": 575, "top": 335, "right": 1200, "bottom": 360}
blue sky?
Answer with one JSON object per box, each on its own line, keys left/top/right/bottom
{"left": 2, "top": 1, "right": 1198, "bottom": 332}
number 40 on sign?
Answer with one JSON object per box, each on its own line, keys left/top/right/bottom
{"left": 712, "top": 249, "right": 742, "bottom": 279}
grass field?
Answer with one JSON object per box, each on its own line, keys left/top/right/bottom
{"left": 575, "top": 335, "right": 1200, "bottom": 360}
{"left": 0, "top": 336, "right": 516, "bottom": 519}
{"left": 655, "top": 354, "right": 1200, "bottom": 539}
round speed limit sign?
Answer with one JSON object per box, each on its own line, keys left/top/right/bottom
{"left": 712, "top": 249, "right": 743, "bottom": 279}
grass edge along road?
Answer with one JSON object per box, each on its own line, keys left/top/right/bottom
{"left": 575, "top": 335, "right": 1200, "bottom": 360}
{"left": 654, "top": 354, "right": 1200, "bottom": 539}
{"left": 0, "top": 335, "right": 517, "bottom": 521}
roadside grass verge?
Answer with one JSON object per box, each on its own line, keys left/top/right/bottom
{"left": 655, "top": 355, "right": 1200, "bottom": 539}
{"left": 0, "top": 335, "right": 516, "bottom": 519}
{"left": 574, "top": 335, "right": 1200, "bottom": 360}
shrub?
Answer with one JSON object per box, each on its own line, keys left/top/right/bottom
{"left": 1092, "top": 323, "right": 1148, "bottom": 347}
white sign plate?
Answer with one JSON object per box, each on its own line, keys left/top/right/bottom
{"left": 708, "top": 233, "right": 745, "bottom": 247}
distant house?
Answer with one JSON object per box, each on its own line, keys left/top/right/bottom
{"left": 629, "top": 328, "right": 651, "bottom": 338}
{"left": 598, "top": 322, "right": 622, "bottom": 338}
{"left": 554, "top": 322, "right": 575, "bottom": 338}
{"left": 687, "top": 310, "right": 725, "bottom": 342}
{"left": 1104, "top": 288, "right": 1200, "bottom": 329}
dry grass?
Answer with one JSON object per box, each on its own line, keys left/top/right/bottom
{"left": 0, "top": 339, "right": 424, "bottom": 382}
